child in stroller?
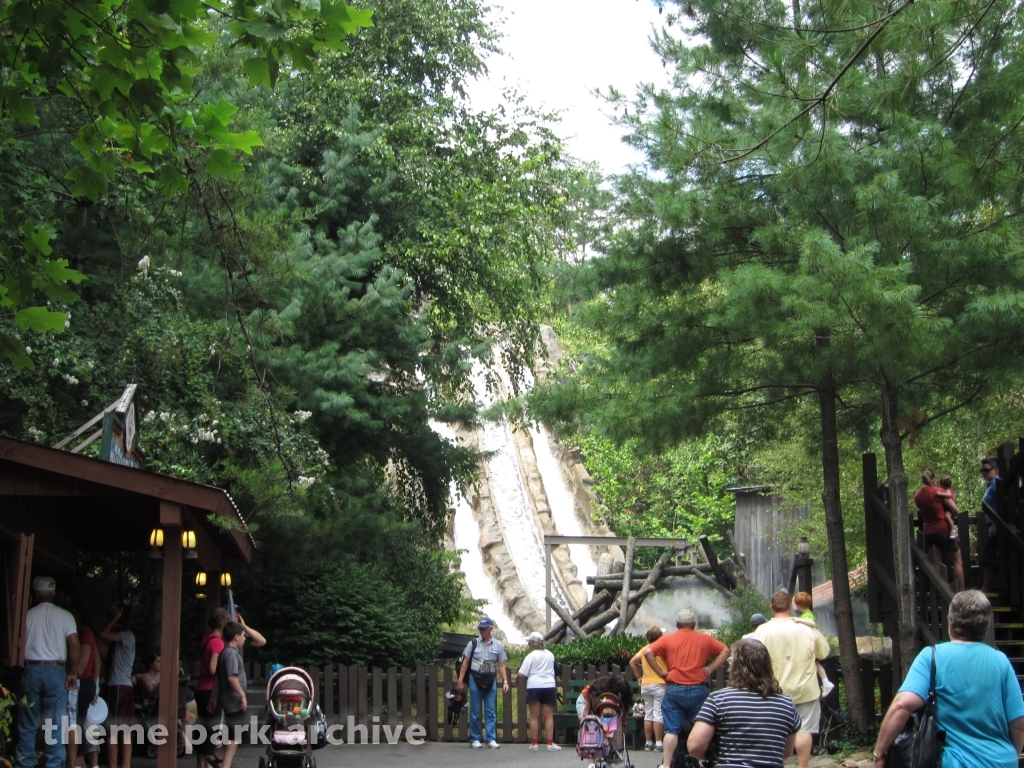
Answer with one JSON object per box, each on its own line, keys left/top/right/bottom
{"left": 577, "top": 675, "right": 634, "bottom": 768}
{"left": 259, "top": 667, "right": 320, "bottom": 768}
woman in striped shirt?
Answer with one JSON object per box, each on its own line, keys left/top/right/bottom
{"left": 687, "top": 639, "right": 801, "bottom": 768}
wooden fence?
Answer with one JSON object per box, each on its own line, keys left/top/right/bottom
{"left": 185, "top": 658, "right": 893, "bottom": 742}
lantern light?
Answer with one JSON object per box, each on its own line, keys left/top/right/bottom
{"left": 796, "top": 536, "right": 812, "bottom": 558}
{"left": 220, "top": 573, "right": 232, "bottom": 587}
{"left": 182, "top": 529, "right": 198, "bottom": 559}
{"left": 149, "top": 528, "right": 164, "bottom": 559}
{"left": 195, "top": 572, "right": 207, "bottom": 588}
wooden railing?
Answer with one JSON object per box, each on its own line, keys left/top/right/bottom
{"left": 864, "top": 440, "right": 1024, "bottom": 682}
{"left": 183, "top": 658, "right": 894, "bottom": 741}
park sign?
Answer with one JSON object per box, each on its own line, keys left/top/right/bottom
{"left": 53, "top": 384, "right": 144, "bottom": 468}
{"left": 100, "top": 385, "right": 143, "bottom": 468}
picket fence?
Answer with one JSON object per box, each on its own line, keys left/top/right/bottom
{"left": 185, "top": 658, "right": 894, "bottom": 743}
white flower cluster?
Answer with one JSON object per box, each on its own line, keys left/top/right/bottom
{"left": 63, "top": 374, "right": 79, "bottom": 385}
{"left": 189, "top": 427, "right": 219, "bottom": 444}
{"left": 27, "top": 426, "right": 44, "bottom": 442}
{"left": 138, "top": 255, "right": 151, "bottom": 272}
{"left": 144, "top": 411, "right": 157, "bottom": 423}
{"left": 297, "top": 476, "right": 316, "bottom": 489}
{"left": 169, "top": 269, "right": 182, "bottom": 277}
{"left": 293, "top": 410, "right": 313, "bottom": 423}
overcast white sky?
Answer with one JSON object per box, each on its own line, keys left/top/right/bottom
{"left": 466, "top": 0, "right": 670, "bottom": 176}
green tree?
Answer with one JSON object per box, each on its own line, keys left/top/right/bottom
{"left": 0, "top": 0, "right": 371, "bottom": 368}
{"left": 539, "top": 0, "right": 1024, "bottom": 722}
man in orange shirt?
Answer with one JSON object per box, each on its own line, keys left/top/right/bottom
{"left": 644, "top": 609, "right": 730, "bottom": 768}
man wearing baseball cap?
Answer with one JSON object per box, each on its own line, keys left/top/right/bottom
{"left": 644, "top": 608, "right": 729, "bottom": 768}
{"left": 456, "top": 617, "right": 509, "bottom": 749}
{"left": 16, "top": 576, "right": 80, "bottom": 768}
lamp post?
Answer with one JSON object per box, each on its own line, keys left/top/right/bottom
{"left": 795, "top": 537, "right": 813, "bottom": 601}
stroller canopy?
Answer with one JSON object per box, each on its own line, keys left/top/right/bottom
{"left": 266, "top": 667, "right": 315, "bottom": 706}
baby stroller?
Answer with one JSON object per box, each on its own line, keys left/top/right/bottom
{"left": 259, "top": 667, "right": 317, "bottom": 768}
{"left": 577, "top": 691, "right": 633, "bottom": 768}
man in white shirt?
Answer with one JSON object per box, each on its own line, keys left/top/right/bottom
{"left": 16, "top": 576, "right": 80, "bottom": 768}
{"left": 753, "top": 590, "right": 830, "bottom": 768}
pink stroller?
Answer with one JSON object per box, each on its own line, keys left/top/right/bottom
{"left": 577, "top": 692, "right": 633, "bottom": 768}
{"left": 258, "top": 667, "right": 316, "bottom": 768}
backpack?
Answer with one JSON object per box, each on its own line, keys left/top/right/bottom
{"left": 576, "top": 715, "right": 610, "bottom": 759}
{"left": 456, "top": 639, "right": 477, "bottom": 671}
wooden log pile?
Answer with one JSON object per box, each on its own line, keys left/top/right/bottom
{"left": 544, "top": 535, "right": 747, "bottom": 643}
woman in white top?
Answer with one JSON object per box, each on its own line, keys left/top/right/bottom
{"left": 515, "top": 632, "right": 561, "bottom": 752}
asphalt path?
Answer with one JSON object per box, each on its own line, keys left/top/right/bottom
{"left": 134, "top": 742, "right": 664, "bottom": 768}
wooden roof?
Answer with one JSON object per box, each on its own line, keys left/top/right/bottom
{"left": 0, "top": 436, "right": 253, "bottom": 563}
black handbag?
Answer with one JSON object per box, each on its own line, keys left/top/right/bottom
{"left": 887, "top": 646, "right": 945, "bottom": 768}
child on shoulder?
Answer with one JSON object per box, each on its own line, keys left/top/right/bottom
{"left": 792, "top": 591, "right": 835, "bottom": 698}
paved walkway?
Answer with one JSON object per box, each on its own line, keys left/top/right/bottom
{"left": 138, "top": 742, "right": 660, "bottom": 768}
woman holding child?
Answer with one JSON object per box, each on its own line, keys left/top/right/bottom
{"left": 914, "top": 468, "right": 965, "bottom": 591}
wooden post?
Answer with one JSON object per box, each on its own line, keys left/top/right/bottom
{"left": 545, "top": 597, "right": 589, "bottom": 640}
{"left": 615, "top": 537, "right": 636, "bottom": 635}
{"left": 621, "top": 551, "right": 671, "bottom": 630}
{"left": 387, "top": 668, "right": 398, "bottom": 728}
{"left": 401, "top": 667, "right": 412, "bottom": 730}
{"left": 156, "top": 505, "right": 182, "bottom": 768}
{"left": 545, "top": 542, "right": 553, "bottom": 631}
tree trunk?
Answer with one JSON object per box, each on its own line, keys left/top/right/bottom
{"left": 818, "top": 375, "right": 871, "bottom": 730}
{"left": 880, "top": 373, "right": 917, "bottom": 679}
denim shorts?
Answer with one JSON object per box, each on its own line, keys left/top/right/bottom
{"left": 661, "top": 684, "right": 708, "bottom": 736}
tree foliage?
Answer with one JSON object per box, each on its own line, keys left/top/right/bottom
{"left": 1, "top": 0, "right": 589, "bottom": 663}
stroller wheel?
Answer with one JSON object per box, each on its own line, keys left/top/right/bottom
{"left": 259, "top": 757, "right": 267, "bottom": 768}
{"left": 311, "top": 759, "right": 317, "bottom": 768}
{"left": 145, "top": 742, "right": 158, "bottom": 760}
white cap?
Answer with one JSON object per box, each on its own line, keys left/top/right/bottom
{"left": 527, "top": 631, "right": 544, "bottom": 643}
{"left": 32, "top": 576, "right": 56, "bottom": 593}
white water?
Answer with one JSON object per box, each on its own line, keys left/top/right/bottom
{"left": 472, "top": 362, "right": 570, "bottom": 617}
{"left": 529, "top": 422, "right": 598, "bottom": 597}
{"left": 431, "top": 420, "right": 523, "bottom": 643}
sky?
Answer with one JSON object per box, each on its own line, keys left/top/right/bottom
{"left": 466, "top": 0, "right": 671, "bottom": 176}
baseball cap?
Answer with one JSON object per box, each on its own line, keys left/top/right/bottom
{"left": 527, "top": 631, "right": 544, "bottom": 643}
{"left": 750, "top": 613, "right": 767, "bottom": 627}
{"left": 477, "top": 617, "right": 494, "bottom": 629}
{"left": 32, "top": 576, "right": 56, "bottom": 593}
{"left": 676, "top": 608, "right": 695, "bottom": 624}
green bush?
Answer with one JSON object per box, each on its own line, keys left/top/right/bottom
{"left": 549, "top": 635, "right": 648, "bottom": 669}
{"left": 714, "top": 587, "right": 771, "bottom": 649}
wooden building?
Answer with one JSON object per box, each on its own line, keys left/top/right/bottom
{"left": 730, "top": 486, "right": 811, "bottom": 599}
{"left": 0, "top": 435, "right": 253, "bottom": 768}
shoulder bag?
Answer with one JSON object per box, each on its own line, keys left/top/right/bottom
{"left": 886, "top": 646, "right": 945, "bottom": 768}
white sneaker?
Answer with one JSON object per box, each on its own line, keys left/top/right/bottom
{"left": 487, "top": 741, "right": 500, "bottom": 749}
{"left": 645, "top": 742, "right": 654, "bottom": 752}
{"left": 655, "top": 742, "right": 663, "bottom": 752}
{"left": 471, "top": 740, "right": 482, "bottom": 748}
{"left": 547, "top": 744, "right": 561, "bottom": 751}
{"left": 821, "top": 679, "right": 835, "bottom": 697}
{"left": 528, "top": 744, "right": 539, "bottom": 751}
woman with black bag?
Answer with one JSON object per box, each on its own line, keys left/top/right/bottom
{"left": 873, "top": 591, "right": 1024, "bottom": 768}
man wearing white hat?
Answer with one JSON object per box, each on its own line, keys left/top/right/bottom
{"left": 16, "top": 576, "right": 80, "bottom": 768}
{"left": 644, "top": 608, "right": 729, "bottom": 768}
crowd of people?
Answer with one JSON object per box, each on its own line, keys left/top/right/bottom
{"left": 13, "top": 577, "right": 265, "bottom": 768}
{"left": 458, "top": 577, "right": 1024, "bottom": 768}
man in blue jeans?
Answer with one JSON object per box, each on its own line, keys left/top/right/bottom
{"left": 456, "top": 618, "right": 510, "bottom": 748}
{"left": 644, "top": 609, "right": 729, "bottom": 768}
{"left": 16, "top": 576, "right": 80, "bottom": 768}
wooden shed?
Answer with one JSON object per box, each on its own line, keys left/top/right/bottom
{"left": 730, "top": 487, "right": 811, "bottom": 599}
{"left": 0, "top": 435, "right": 253, "bottom": 768}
